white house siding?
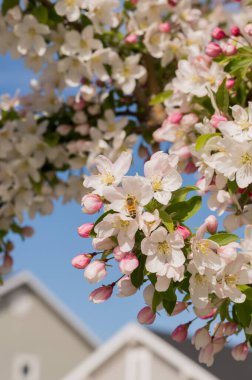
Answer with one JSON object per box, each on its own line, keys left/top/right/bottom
{"left": 0, "top": 285, "right": 93, "bottom": 380}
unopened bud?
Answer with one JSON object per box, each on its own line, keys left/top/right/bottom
{"left": 159, "top": 22, "right": 171, "bottom": 33}
{"left": 175, "top": 226, "right": 191, "bottom": 239}
{"left": 205, "top": 215, "right": 218, "bottom": 234}
{"left": 172, "top": 324, "right": 189, "bottom": 343}
{"left": 72, "top": 254, "right": 92, "bottom": 269}
{"left": 77, "top": 223, "right": 94, "bottom": 238}
{"left": 232, "top": 342, "right": 249, "bottom": 361}
{"left": 206, "top": 42, "right": 222, "bottom": 58}
{"left": 137, "top": 306, "right": 156, "bottom": 325}
{"left": 230, "top": 25, "right": 240, "bottom": 36}
{"left": 222, "top": 43, "right": 237, "bottom": 56}
{"left": 89, "top": 285, "right": 113, "bottom": 304}
{"left": 82, "top": 194, "right": 103, "bottom": 214}
{"left": 212, "top": 27, "right": 226, "bottom": 40}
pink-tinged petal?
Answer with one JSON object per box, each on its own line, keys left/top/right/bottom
{"left": 146, "top": 255, "right": 164, "bottom": 273}
{"left": 150, "top": 227, "right": 167, "bottom": 243}
{"left": 155, "top": 276, "right": 170, "bottom": 292}
{"left": 113, "top": 151, "right": 132, "bottom": 177}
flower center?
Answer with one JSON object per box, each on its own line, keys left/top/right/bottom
{"left": 28, "top": 27, "right": 37, "bottom": 37}
{"left": 240, "top": 121, "right": 250, "bottom": 131}
{"left": 195, "top": 273, "right": 207, "bottom": 285}
{"left": 158, "top": 241, "right": 170, "bottom": 255}
{"left": 120, "top": 220, "right": 130, "bottom": 228}
{"left": 196, "top": 241, "right": 210, "bottom": 255}
{"left": 241, "top": 153, "right": 252, "bottom": 165}
{"left": 152, "top": 178, "right": 163, "bottom": 192}
{"left": 66, "top": 0, "right": 75, "bottom": 6}
{"left": 225, "top": 274, "right": 237, "bottom": 287}
{"left": 102, "top": 171, "right": 115, "bottom": 185}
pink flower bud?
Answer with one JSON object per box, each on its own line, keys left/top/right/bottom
{"left": 223, "top": 322, "right": 237, "bottom": 336}
{"left": 0, "top": 255, "right": 13, "bottom": 275}
{"left": 119, "top": 253, "right": 139, "bottom": 275}
{"left": 212, "top": 27, "right": 226, "bottom": 40}
{"left": 222, "top": 43, "right": 237, "bottom": 56}
{"left": 175, "top": 226, "right": 191, "bottom": 239}
{"left": 125, "top": 33, "right": 138, "bottom": 44}
{"left": 84, "top": 260, "right": 107, "bottom": 283}
{"left": 89, "top": 285, "right": 113, "bottom": 304}
{"left": 184, "top": 162, "right": 197, "bottom": 174}
{"left": 205, "top": 215, "right": 218, "bottom": 234}
{"left": 206, "top": 42, "right": 222, "bottom": 57}
{"left": 230, "top": 25, "right": 240, "bottom": 36}
{"left": 171, "top": 301, "right": 187, "bottom": 316}
{"left": 117, "top": 275, "right": 137, "bottom": 297}
{"left": 210, "top": 114, "right": 228, "bottom": 128}
{"left": 226, "top": 78, "right": 235, "bottom": 90}
{"left": 171, "top": 324, "right": 188, "bottom": 343}
{"left": 77, "top": 223, "right": 94, "bottom": 238}
{"left": 130, "top": 0, "right": 138, "bottom": 4}
{"left": 159, "top": 22, "right": 171, "bottom": 33}
{"left": 137, "top": 306, "right": 156, "bottom": 325}
{"left": 82, "top": 194, "right": 103, "bottom": 214}
{"left": 168, "top": 111, "right": 183, "bottom": 124}
{"left": 244, "top": 23, "right": 252, "bottom": 36}
{"left": 168, "top": 0, "right": 177, "bottom": 6}
{"left": 232, "top": 342, "right": 248, "bottom": 361}
{"left": 72, "top": 254, "right": 92, "bottom": 269}
{"left": 22, "top": 226, "right": 34, "bottom": 237}
{"left": 192, "top": 328, "right": 211, "bottom": 350}
{"left": 113, "top": 246, "right": 127, "bottom": 261}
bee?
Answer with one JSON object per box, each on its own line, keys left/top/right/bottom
{"left": 126, "top": 196, "right": 137, "bottom": 218}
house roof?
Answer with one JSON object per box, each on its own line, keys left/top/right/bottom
{"left": 155, "top": 330, "right": 252, "bottom": 380}
{"left": 0, "top": 271, "right": 99, "bottom": 349}
{"left": 62, "top": 323, "right": 220, "bottom": 380}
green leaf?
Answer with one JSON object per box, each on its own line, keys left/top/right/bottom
{"left": 149, "top": 90, "right": 173, "bottom": 106}
{"left": 215, "top": 79, "right": 229, "bottom": 113}
{"left": 234, "top": 300, "right": 252, "bottom": 327}
{"left": 170, "top": 186, "right": 199, "bottom": 203}
{"left": 219, "top": 300, "right": 229, "bottom": 321}
{"left": 43, "top": 132, "right": 59, "bottom": 147}
{"left": 89, "top": 210, "right": 116, "bottom": 238}
{"left": 0, "top": 276, "right": 3, "bottom": 286}
{"left": 227, "top": 180, "right": 238, "bottom": 194}
{"left": 209, "top": 233, "right": 239, "bottom": 246}
{"left": 32, "top": 5, "right": 48, "bottom": 24}
{"left": 166, "top": 196, "right": 202, "bottom": 222}
{"left": 152, "top": 291, "right": 163, "bottom": 313}
{"left": 162, "top": 283, "right": 177, "bottom": 315}
{"left": 131, "top": 254, "right": 146, "bottom": 288}
{"left": 159, "top": 210, "right": 174, "bottom": 232}
{"left": 145, "top": 198, "right": 162, "bottom": 213}
{"left": 242, "top": 287, "right": 252, "bottom": 301}
{"left": 195, "top": 133, "right": 221, "bottom": 152}
{"left": 2, "top": 0, "right": 19, "bottom": 15}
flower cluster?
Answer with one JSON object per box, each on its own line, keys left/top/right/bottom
{"left": 74, "top": 151, "right": 252, "bottom": 366}
{"left": 1, "top": 0, "right": 252, "bottom": 367}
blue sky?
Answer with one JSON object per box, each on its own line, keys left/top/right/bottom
{"left": 0, "top": 53, "right": 238, "bottom": 344}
